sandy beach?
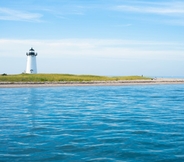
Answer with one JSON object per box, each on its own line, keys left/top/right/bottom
{"left": 0, "top": 78, "right": 184, "bottom": 88}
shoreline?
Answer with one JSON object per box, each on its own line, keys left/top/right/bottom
{"left": 1, "top": 79, "right": 184, "bottom": 88}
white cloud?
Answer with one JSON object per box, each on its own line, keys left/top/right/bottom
{"left": 0, "top": 7, "right": 42, "bottom": 22}
{"left": 114, "top": 1, "right": 184, "bottom": 15}
{"left": 113, "top": 1, "right": 184, "bottom": 26}
{"left": 0, "top": 39, "right": 183, "bottom": 61}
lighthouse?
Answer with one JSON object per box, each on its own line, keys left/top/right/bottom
{"left": 26, "top": 48, "right": 38, "bottom": 74}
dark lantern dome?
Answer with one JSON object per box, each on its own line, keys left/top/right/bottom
{"left": 26, "top": 47, "right": 38, "bottom": 56}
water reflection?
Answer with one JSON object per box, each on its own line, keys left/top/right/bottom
{"left": 24, "top": 88, "right": 39, "bottom": 128}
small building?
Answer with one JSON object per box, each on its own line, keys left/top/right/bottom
{"left": 26, "top": 48, "right": 38, "bottom": 74}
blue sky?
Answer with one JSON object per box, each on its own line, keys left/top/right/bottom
{"left": 0, "top": 0, "right": 184, "bottom": 76}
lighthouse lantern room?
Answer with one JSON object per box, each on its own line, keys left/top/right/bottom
{"left": 26, "top": 48, "right": 38, "bottom": 74}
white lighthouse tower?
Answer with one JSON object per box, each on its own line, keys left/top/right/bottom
{"left": 26, "top": 47, "right": 38, "bottom": 74}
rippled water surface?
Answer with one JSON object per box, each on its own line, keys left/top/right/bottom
{"left": 0, "top": 85, "right": 184, "bottom": 162}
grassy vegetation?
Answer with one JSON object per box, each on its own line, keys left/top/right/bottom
{"left": 0, "top": 73, "right": 152, "bottom": 82}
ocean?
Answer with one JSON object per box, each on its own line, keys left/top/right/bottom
{"left": 0, "top": 85, "right": 184, "bottom": 162}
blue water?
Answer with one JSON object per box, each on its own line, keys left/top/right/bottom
{"left": 0, "top": 85, "right": 184, "bottom": 162}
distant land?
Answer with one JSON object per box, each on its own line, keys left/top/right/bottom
{"left": 0, "top": 73, "right": 151, "bottom": 82}
{"left": 1, "top": 74, "right": 184, "bottom": 88}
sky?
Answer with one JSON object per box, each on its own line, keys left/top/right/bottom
{"left": 0, "top": 0, "right": 184, "bottom": 77}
